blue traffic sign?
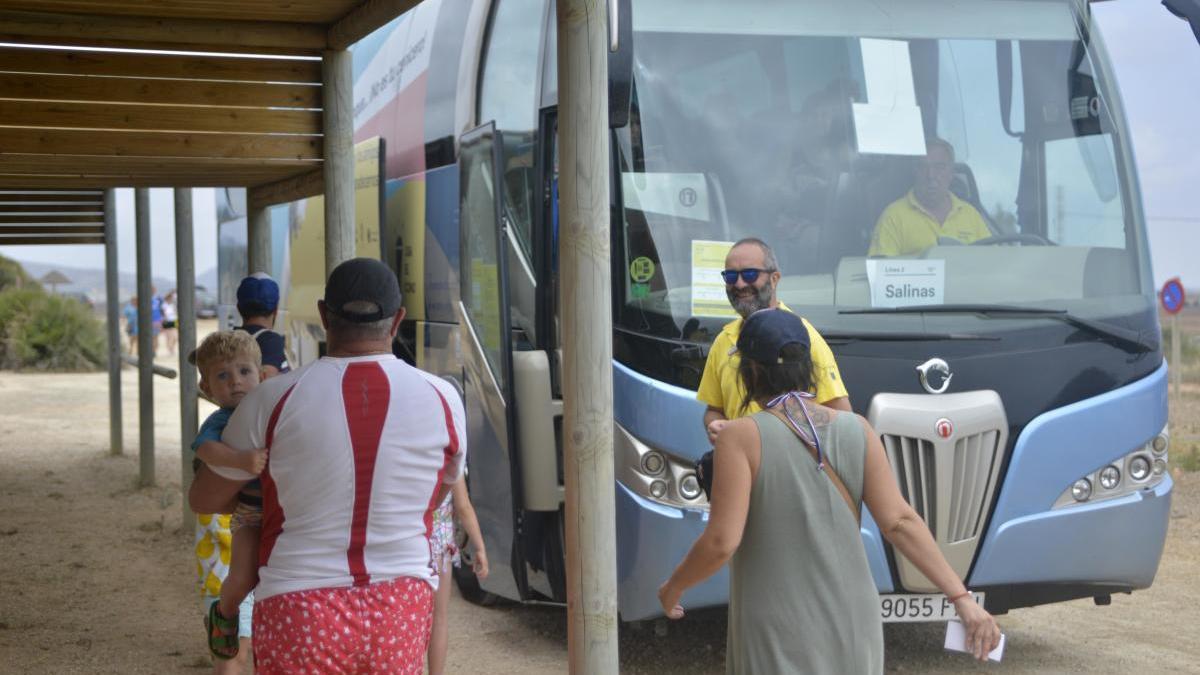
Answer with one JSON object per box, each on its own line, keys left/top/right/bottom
{"left": 1161, "top": 277, "right": 1186, "bottom": 315}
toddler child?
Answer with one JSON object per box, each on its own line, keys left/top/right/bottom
{"left": 189, "top": 330, "right": 268, "bottom": 664}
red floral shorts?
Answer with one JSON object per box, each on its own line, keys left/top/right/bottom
{"left": 253, "top": 576, "right": 434, "bottom": 674}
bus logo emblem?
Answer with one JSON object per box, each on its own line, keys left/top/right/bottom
{"left": 936, "top": 418, "right": 954, "bottom": 439}
{"left": 916, "top": 358, "right": 953, "bottom": 394}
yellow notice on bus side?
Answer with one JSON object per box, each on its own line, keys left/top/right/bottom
{"left": 691, "top": 240, "right": 737, "bottom": 318}
{"left": 354, "top": 137, "right": 383, "bottom": 260}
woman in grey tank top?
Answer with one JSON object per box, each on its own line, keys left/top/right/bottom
{"left": 659, "top": 309, "right": 1000, "bottom": 673}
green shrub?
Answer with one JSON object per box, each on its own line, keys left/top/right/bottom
{"left": 0, "top": 287, "right": 105, "bottom": 371}
{"left": 0, "top": 254, "right": 39, "bottom": 292}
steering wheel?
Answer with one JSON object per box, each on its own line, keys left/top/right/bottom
{"left": 970, "top": 233, "right": 1053, "bottom": 247}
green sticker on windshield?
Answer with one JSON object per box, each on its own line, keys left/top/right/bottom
{"left": 630, "top": 256, "right": 656, "bottom": 283}
{"left": 631, "top": 282, "right": 650, "bottom": 299}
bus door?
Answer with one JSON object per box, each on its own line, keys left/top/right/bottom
{"left": 456, "top": 122, "right": 528, "bottom": 601}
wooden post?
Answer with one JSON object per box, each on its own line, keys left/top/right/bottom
{"left": 248, "top": 205, "right": 272, "bottom": 275}
{"left": 175, "top": 188, "right": 198, "bottom": 530}
{"left": 1172, "top": 313, "right": 1182, "bottom": 403}
{"left": 557, "top": 0, "right": 618, "bottom": 671}
{"left": 135, "top": 188, "right": 155, "bottom": 487}
{"left": 104, "top": 188, "right": 123, "bottom": 456}
{"left": 323, "top": 49, "right": 355, "bottom": 276}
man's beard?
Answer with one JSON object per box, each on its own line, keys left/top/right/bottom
{"left": 727, "top": 280, "right": 774, "bottom": 318}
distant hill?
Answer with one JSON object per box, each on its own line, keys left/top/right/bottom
{"left": 13, "top": 259, "right": 218, "bottom": 306}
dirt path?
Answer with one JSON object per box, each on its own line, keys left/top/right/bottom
{"left": 1, "top": 362, "right": 1197, "bottom": 673}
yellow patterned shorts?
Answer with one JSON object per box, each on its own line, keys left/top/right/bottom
{"left": 194, "top": 512, "right": 233, "bottom": 598}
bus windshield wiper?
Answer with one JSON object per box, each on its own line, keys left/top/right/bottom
{"left": 839, "top": 304, "right": 1156, "bottom": 354}
{"left": 820, "top": 331, "right": 999, "bottom": 344}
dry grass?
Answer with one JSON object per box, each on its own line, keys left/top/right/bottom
{"left": 1164, "top": 306, "right": 1200, "bottom": 471}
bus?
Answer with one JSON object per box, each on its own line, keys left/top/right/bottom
{"left": 218, "top": 0, "right": 1186, "bottom": 622}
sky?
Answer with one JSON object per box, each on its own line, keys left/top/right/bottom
{"left": 0, "top": 0, "right": 1197, "bottom": 290}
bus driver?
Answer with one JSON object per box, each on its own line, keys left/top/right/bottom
{"left": 868, "top": 138, "right": 992, "bottom": 257}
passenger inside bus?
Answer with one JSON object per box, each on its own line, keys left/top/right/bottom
{"left": 867, "top": 138, "right": 994, "bottom": 257}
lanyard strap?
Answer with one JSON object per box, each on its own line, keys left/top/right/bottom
{"left": 765, "top": 391, "right": 824, "bottom": 471}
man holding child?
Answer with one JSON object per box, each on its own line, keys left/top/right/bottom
{"left": 190, "top": 258, "right": 466, "bottom": 674}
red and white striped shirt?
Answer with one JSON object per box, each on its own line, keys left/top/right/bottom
{"left": 212, "top": 354, "right": 466, "bottom": 601}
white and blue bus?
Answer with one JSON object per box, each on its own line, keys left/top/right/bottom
{"left": 219, "top": 0, "right": 1188, "bottom": 622}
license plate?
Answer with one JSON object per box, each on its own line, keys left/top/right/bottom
{"left": 879, "top": 592, "right": 986, "bottom": 623}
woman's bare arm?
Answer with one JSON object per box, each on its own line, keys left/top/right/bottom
{"left": 659, "top": 418, "right": 758, "bottom": 618}
{"left": 859, "top": 416, "right": 1001, "bottom": 659}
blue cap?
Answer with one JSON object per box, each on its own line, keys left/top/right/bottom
{"left": 737, "top": 309, "right": 811, "bottom": 364}
{"left": 236, "top": 273, "right": 279, "bottom": 314}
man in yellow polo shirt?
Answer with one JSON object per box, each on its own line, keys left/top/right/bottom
{"left": 868, "top": 138, "right": 992, "bottom": 257}
{"left": 697, "top": 238, "right": 851, "bottom": 444}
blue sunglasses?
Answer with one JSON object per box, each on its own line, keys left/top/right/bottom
{"left": 721, "top": 268, "right": 774, "bottom": 285}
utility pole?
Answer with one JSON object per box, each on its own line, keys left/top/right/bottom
{"left": 557, "top": 0, "right": 619, "bottom": 671}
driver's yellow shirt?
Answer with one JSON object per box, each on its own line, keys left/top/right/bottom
{"left": 869, "top": 191, "right": 992, "bottom": 257}
{"left": 696, "top": 303, "right": 848, "bottom": 418}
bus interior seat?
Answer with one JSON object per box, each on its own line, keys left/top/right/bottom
{"left": 950, "top": 162, "right": 1011, "bottom": 236}
{"left": 815, "top": 154, "right": 914, "bottom": 272}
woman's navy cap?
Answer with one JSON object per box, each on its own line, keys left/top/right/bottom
{"left": 737, "top": 309, "right": 811, "bottom": 364}
{"left": 323, "top": 257, "right": 402, "bottom": 323}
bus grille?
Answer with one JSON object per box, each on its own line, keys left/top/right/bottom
{"left": 883, "top": 430, "right": 1002, "bottom": 543}
{"left": 868, "top": 390, "right": 1009, "bottom": 593}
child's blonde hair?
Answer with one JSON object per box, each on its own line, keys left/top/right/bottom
{"left": 190, "top": 330, "right": 262, "bottom": 378}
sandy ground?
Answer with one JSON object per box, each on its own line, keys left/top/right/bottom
{"left": 1, "top": 323, "right": 1198, "bottom": 673}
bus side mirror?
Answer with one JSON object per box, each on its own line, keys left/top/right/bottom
{"left": 608, "top": 0, "right": 633, "bottom": 129}
{"left": 1163, "top": 0, "right": 1200, "bottom": 45}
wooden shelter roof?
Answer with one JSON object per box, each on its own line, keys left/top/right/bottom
{"left": 0, "top": 0, "right": 419, "bottom": 245}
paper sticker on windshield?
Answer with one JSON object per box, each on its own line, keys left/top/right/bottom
{"left": 630, "top": 256, "right": 656, "bottom": 283}
{"left": 691, "top": 240, "right": 738, "bottom": 318}
{"left": 630, "top": 282, "right": 650, "bottom": 300}
{"left": 866, "top": 259, "right": 945, "bottom": 308}
{"left": 621, "top": 173, "right": 710, "bottom": 221}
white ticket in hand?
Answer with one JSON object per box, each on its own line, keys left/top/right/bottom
{"left": 944, "top": 619, "right": 1006, "bottom": 662}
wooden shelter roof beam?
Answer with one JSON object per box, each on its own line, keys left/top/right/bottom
{"left": 329, "top": 0, "right": 423, "bottom": 49}
{"left": 0, "top": 203, "right": 102, "bottom": 213}
{"left": 0, "top": 128, "right": 322, "bottom": 161}
{"left": 0, "top": 46, "right": 322, "bottom": 83}
{"left": 0, "top": 72, "right": 321, "bottom": 109}
{"left": 0, "top": 10, "right": 327, "bottom": 55}
{"left": 0, "top": 101, "right": 322, "bottom": 135}
{"left": 0, "top": 224, "right": 104, "bottom": 234}
{"left": 0, "top": 235, "right": 104, "bottom": 245}
{"left": 0, "top": 1, "right": 358, "bottom": 24}
{"left": 0, "top": 214, "right": 104, "bottom": 224}
{"left": 248, "top": 168, "right": 324, "bottom": 210}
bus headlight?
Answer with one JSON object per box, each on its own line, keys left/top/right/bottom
{"left": 1129, "top": 456, "right": 1151, "bottom": 481}
{"left": 1054, "top": 425, "right": 1169, "bottom": 509}
{"left": 615, "top": 422, "right": 710, "bottom": 510}
{"left": 1099, "top": 465, "right": 1121, "bottom": 490}
{"left": 679, "top": 473, "right": 703, "bottom": 501}
{"left": 1071, "top": 478, "right": 1093, "bottom": 502}
{"left": 1152, "top": 434, "right": 1168, "bottom": 455}
{"left": 641, "top": 450, "right": 665, "bottom": 476}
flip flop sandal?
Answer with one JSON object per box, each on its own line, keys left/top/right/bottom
{"left": 205, "top": 601, "right": 240, "bottom": 660}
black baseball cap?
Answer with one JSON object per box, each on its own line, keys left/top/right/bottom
{"left": 736, "top": 309, "right": 811, "bottom": 364}
{"left": 323, "top": 258, "right": 402, "bottom": 323}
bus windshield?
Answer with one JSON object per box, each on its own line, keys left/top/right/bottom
{"left": 614, "top": 0, "right": 1154, "bottom": 353}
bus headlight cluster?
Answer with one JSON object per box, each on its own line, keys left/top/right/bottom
{"left": 1054, "top": 426, "right": 1169, "bottom": 509}
{"left": 615, "top": 423, "right": 709, "bottom": 510}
